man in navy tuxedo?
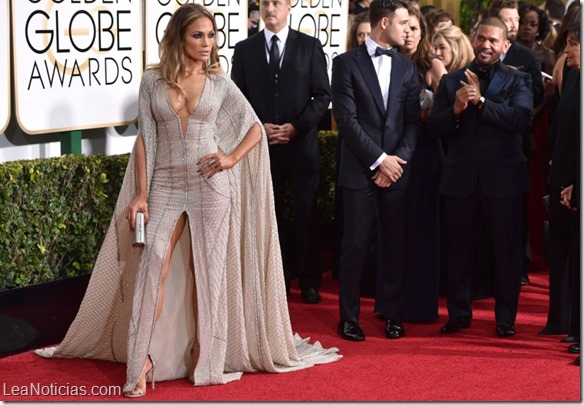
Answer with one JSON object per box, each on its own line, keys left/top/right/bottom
{"left": 331, "top": 0, "right": 421, "bottom": 341}
{"left": 429, "top": 17, "right": 533, "bottom": 337}
{"left": 231, "top": 0, "right": 331, "bottom": 304}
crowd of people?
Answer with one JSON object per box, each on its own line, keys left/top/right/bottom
{"left": 35, "top": 0, "right": 580, "bottom": 397}
{"left": 344, "top": 0, "right": 580, "bottom": 358}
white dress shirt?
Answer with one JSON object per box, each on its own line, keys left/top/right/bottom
{"left": 365, "top": 37, "right": 394, "bottom": 170}
{"left": 264, "top": 26, "right": 289, "bottom": 69}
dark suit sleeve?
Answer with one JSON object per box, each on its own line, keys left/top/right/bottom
{"left": 331, "top": 55, "right": 385, "bottom": 167}
{"left": 231, "top": 43, "right": 247, "bottom": 96}
{"left": 427, "top": 74, "right": 459, "bottom": 138}
{"left": 480, "top": 72, "right": 533, "bottom": 134}
{"left": 290, "top": 39, "right": 331, "bottom": 137}
{"left": 393, "top": 64, "right": 421, "bottom": 161}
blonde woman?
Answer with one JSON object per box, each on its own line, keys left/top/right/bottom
{"left": 36, "top": 4, "right": 340, "bottom": 397}
{"left": 432, "top": 25, "right": 474, "bottom": 72}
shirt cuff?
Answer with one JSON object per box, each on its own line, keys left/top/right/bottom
{"left": 370, "top": 152, "right": 388, "bottom": 170}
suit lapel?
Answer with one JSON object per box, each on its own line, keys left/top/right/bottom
{"left": 254, "top": 31, "right": 270, "bottom": 76}
{"left": 386, "top": 54, "right": 405, "bottom": 120}
{"left": 354, "top": 44, "right": 386, "bottom": 115}
{"left": 485, "top": 64, "right": 512, "bottom": 99}
{"left": 279, "top": 29, "right": 297, "bottom": 76}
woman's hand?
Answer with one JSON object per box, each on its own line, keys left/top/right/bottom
{"left": 560, "top": 185, "right": 577, "bottom": 211}
{"left": 197, "top": 152, "right": 236, "bottom": 178}
{"left": 126, "top": 196, "right": 148, "bottom": 231}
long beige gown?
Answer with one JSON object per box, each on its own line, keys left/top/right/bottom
{"left": 36, "top": 70, "right": 341, "bottom": 390}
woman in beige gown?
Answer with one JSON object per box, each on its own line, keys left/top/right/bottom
{"left": 36, "top": 4, "right": 340, "bottom": 397}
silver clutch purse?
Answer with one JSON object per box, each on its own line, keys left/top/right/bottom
{"left": 133, "top": 211, "right": 145, "bottom": 248}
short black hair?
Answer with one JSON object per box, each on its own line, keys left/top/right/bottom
{"left": 369, "top": 0, "right": 409, "bottom": 27}
{"left": 477, "top": 15, "right": 510, "bottom": 39}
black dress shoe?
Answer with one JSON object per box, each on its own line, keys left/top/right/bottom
{"left": 496, "top": 323, "right": 516, "bottom": 337}
{"left": 301, "top": 288, "right": 321, "bottom": 304}
{"left": 440, "top": 318, "right": 471, "bottom": 334}
{"left": 337, "top": 320, "right": 365, "bottom": 342}
{"left": 521, "top": 275, "right": 530, "bottom": 286}
{"left": 561, "top": 336, "right": 580, "bottom": 343}
{"left": 575, "top": 356, "right": 580, "bottom": 366}
{"left": 385, "top": 320, "right": 405, "bottom": 339}
{"left": 568, "top": 344, "right": 580, "bottom": 354}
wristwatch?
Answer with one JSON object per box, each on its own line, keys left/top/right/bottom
{"left": 476, "top": 96, "right": 486, "bottom": 109}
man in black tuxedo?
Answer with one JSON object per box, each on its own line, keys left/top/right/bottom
{"left": 488, "top": 0, "right": 544, "bottom": 287}
{"left": 331, "top": 0, "right": 420, "bottom": 341}
{"left": 231, "top": 0, "right": 331, "bottom": 304}
{"left": 429, "top": 17, "right": 533, "bottom": 337}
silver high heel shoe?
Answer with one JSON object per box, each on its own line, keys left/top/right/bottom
{"left": 123, "top": 355, "right": 155, "bottom": 398}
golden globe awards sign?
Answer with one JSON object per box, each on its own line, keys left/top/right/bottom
{"left": 12, "top": 0, "right": 142, "bottom": 135}
{"left": 145, "top": 0, "right": 248, "bottom": 74}
{"left": 289, "top": 0, "right": 348, "bottom": 79}
{"left": 0, "top": 0, "right": 9, "bottom": 134}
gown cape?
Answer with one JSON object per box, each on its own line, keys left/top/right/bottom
{"left": 35, "top": 71, "right": 341, "bottom": 389}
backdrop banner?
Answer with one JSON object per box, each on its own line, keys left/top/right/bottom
{"left": 288, "top": 0, "right": 348, "bottom": 80}
{"left": 145, "top": 0, "right": 248, "bottom": 74}
{"left": 0, "top": 0, "right": 9, "bottom": 134}
{"left": 12, "top": 0, "right": 143, "bottom": 135}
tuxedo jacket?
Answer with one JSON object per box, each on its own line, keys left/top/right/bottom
{"left": 428, "top": 62, "right": 533, "bottom": 199}
{"left": 331, "top": 43, "right": 421, "bottom": 191}
{"left": 231, "top": 28, "right": 331, "bottom": 164}
{"left": 504, "top": 42, "right": 544, "bottom": 107}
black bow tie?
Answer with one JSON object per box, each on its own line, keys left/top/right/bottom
{"left": 474, "top": 65, "right": 494, "bottom": 80}
{"left": 374, "top": 46, "right": 396, "bottom": 57}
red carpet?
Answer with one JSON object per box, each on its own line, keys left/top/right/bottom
{"left": 0, "top": 271, "right": 580, "bottom": 401}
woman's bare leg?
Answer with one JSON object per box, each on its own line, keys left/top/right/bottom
{"left": 127, "top": 213, "right": 188, "bottom": 396}
{"left": 155, "top": 213, "right": 188, "bottom": 322}
{"left": 188, "top": 229, "right": 200, "bottom": 384}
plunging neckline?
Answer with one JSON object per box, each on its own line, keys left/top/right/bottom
{"left": 165, "top": 75, "right": 207, "bottom": 138}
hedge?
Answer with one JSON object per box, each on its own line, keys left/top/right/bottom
{"left": 0, "top": 130, "right": 339, "bottom": 291}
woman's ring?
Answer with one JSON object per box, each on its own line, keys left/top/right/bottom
{"left": 208, "top": 158, "right": 215, "bottom": 164}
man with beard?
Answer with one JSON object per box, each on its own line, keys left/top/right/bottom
{"left": 489, "top": 0, "right": 544, "bottom": 108}
{"left": 429, "top": 17, "right": 533, "bottom": 338}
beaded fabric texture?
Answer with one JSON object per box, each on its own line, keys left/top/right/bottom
{"left": 35, "top": 71, "right": 341, "bottom": 391}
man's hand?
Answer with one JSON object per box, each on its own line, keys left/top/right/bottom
{"left": 372, "top": 171, "right": 393, "bottom": 188}
{"left": 463, "top": 69, "right": 481, "bottom": 105}
{"left": 454, "top": 69, "right": 481, "bottom": 115}
{"left": 378, "top": 155, "right": 406, "bottom": 183}
{"left": 264, "top": 123, "right": 298, "bottom": 145}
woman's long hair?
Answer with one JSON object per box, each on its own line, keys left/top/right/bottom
{"left": 149, "top": 4, "right": 222, "bottom": 90}
{"left": 432, "top": 25, "right": 474, "bottom": 72}
{"left": 407, "top": 6, "right": 432, "bottom": 83}
{"left": 347, "top": 11, "right": 370, "bottom": 50}
{"left": 552, "top": 1, "right": 581, "bottom": 55}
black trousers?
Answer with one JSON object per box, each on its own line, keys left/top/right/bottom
{"left": 338, "top": 186, "right": 407, "bottom": 323}
{"left": 271, "top": 160, "right": 321, "bottom": 292}
{"left": 445, "top": 188, "right": 523, "bottom": 325}
{"left": 544, "top": 185, "right": 573, "bottom": 334}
